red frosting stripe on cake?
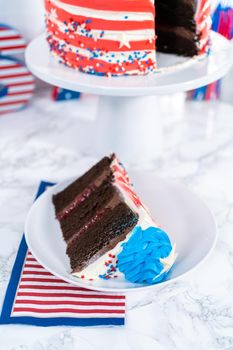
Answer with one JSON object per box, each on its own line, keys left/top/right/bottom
{"left": 47, "top": 23, "right": 155, "bottom": 52}
{"left": 45, "top": 1, "right": 154, "bottom": 31}
{"left": 195, "top": 0, "right": 211, "bottom": 54}
{"left": 56, "top": 0, "right": 155, "bottom": 14}
{"left": 195, "top": 0, "right": 211, "bottom": 23}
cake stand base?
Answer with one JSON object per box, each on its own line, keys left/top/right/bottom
{"left": 93, "top": 95, "right": 162, "bottom": 164}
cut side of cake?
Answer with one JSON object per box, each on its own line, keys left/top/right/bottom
{"left": 44, "top": 0, "right": 211, "bottom": 76}
{"left": 53, "top": 155, "right": 139, "bottom": 273}
{"left": 155, "top": 0, "right": 211, "bottom": 56}
{"left": 53, "top": 154, "right": 177, "bottom": 285}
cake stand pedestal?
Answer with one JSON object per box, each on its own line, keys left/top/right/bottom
{"left": 95, "top": 95, "right": 162, "bottom": 162}
{"left": 25, "top": 32, "right": 233, "bottom": 165}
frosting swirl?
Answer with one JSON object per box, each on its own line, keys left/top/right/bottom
{"left": 117, "top": 226, "right": 174, "bottom": 284}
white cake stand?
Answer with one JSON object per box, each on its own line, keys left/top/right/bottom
{"left": 25, "top": 32, "right": 233, "bottom": 164}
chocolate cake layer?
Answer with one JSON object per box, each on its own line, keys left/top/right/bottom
{"left": 66, "top": 201, "right": 139, "bottom": 273}
{"left": 156, "top": 0, "right": 196, "bottom": 20}
{"left": 53, "top": 155, "right": 114, "bottom": 215}
{"left": 156, "top": 26, "right": 198, "bottom": 56}
{"left": 155, "top": 0, "right": 198, "bottom": 56}
{"left": 60, "top": 179, "right": 116, "bottom": 242}
{"left": 156, "top": 14, "right": 196, "bottom": 32}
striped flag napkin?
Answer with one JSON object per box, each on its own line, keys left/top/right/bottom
{"left": 0, "top": 56, "right": 35, "bottom": 115}
{"left": 0, "top": 182, "right": 125, "bottom": 327}
{"left": 0, "top": 23, "right": 27, "bottom": 55}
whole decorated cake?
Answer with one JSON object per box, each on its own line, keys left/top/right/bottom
{"left": 53, "top": 154, "right": 177, "bottom": 285}
{"left": 44, "top": 0, "right": 211, "bottom": 76}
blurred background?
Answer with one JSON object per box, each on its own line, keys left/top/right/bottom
{"left": 0, "top": 0, "right": 232, "bottom": 170}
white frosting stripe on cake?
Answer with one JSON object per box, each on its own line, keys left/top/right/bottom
{"left": 199, "top": 0, "right": 211, "bottom": 15}
{"left": 50, "top": 0, "right": 154, "bottom": 22}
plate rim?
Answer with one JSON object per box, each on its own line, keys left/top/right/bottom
{"left": 24, "top": 173, "right": 218, "bottom": 293}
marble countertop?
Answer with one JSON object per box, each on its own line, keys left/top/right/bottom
{"left": 0, "top": 90, "right": 233, "bottom": 350}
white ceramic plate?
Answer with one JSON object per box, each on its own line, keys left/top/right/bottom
{"left": 25, "top": 172, "right": 217, "bottom": 293}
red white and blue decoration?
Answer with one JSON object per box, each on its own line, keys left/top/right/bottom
{"left": 52, "top": 87, "right": 81, "bottom": 101}
{"left": 0, "top": 23, "right": 79, "bottom": 110}
{"left": 187, "top": 80, "right": 222, "bottom": 101}
{"left": 188, "top": 0, "right": 233, "bottom": 100}
{"left": 0, "top": 24, "right": 35, "bottom": 115}
{"left": 212, "top": 2, "right": 233, "bottom": 39}
{"left": 0, "top": 24, "right": 27, "bottom": 56}
{"left": 0, "top": 83, "right": 8, "bottom": 98}
{"left": 0, "top": 56, "right": 35, "bottom": 115}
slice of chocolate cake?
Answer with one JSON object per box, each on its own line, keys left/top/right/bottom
{"left": 53, "top": 154, "right": 177, "bottom": 285}
{"left": 53, "top": 154, "right": 139, "bottom": 274}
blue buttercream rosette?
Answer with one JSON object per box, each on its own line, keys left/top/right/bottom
{"left": 118, "top": 226, "right": 173, "bottom": 284}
